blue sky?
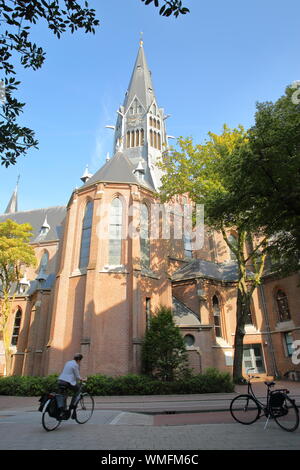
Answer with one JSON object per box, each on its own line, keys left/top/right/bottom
{"left": 1, "top": 0, "right": 300, "bottom": 213}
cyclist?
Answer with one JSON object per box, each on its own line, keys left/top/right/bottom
{"left": 57, "top": 353, "right": 84, "bottom": 419}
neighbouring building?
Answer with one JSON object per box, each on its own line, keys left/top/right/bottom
{"left": 0, "top": 41, "right": 299, "bottom": 380}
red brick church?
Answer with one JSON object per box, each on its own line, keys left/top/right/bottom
{"left": 1, "top": 42, "right": 299, "bottom": 380}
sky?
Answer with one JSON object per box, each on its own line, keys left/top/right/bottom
{"left": 1, "top": 0, "right": 300, "bottom": 213}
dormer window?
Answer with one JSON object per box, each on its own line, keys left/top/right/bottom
{"left": 35, "top": 215, "right": 50, "bottom": 241}
{"left": 134, "top": 160, "right": 145, "bottom": 182}
{"left": 37, "top": 251, "right": 49, "bottom": 281}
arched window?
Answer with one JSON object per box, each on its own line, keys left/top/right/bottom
{"left": 140, "top": 129, "right": 144, "bottom": 146}
{"left": 157, "top": 120, "right": 160, "bottom": 130}
{"left": 184, "top": 233, "right": 193, "bottom": 258}
{"left": 276, "top": 290, "right": 291, "bottom": 322}
{"left": 136, "top": 129, "right": 140, "bottom": 147}
{"left": 79, "top": 201, "right": 93, "bottom": 269}
{"left": 150, "top": 129, "right": 153, "bottom": 147}
{"left": 228, "top": 234, "right": 238, "bottom": 261}
{"left": 126, "top": 131, "right": 130, "bottom": 148}
{"left": 109, "top": 198, "right": 123, "bottom": 265}
{"left": 140, "top": 203, "right": 150, "bottom": 268}
{"left": 11, "top": 308, "right": 22, "bottom": 346}
{"left": 157, "top": 133, "right": 161, "bottom": 150}
{"left": 38, "top": 251, "right": 49, "bottom": 278}
{"left": 131, "top": 130, "right": 135, "bottom": 148}
{"left": 149, "top": 116, "right": 153, "bottom": 127}
{"left": 213, "top": 295, "right": 222, "bottom": 338}
{"left": 154, "top": 131, "right": 157, "bottom": 149}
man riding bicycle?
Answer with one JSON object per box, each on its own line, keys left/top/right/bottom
{"left": 57, "top": 353, "right": 84, "bottom": 419}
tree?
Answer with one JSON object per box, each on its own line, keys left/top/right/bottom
{"left": 158, "top": 126, "right": 269, "bottom": 383}
{"left": 233, "top": 85, "right": 300, "bottom": 275}
{"left": 0, "top": 219, "right": 36, "bottom": 375}
{"left": 141, "top": 305, "right": 189, "bottom": 381}
{"left": 0, "top": 0, "right": 189, "bottom": 168}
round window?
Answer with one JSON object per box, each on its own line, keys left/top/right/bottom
{"left": 184, "top": 334, "right": 195, "bottom": 347}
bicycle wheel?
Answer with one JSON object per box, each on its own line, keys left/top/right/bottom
{"left": 42, "top": 398, "right": 62, "bottom": 432}
{"left": 75, "top": 392, "right": 94, "bottom": 424}
{"left": 272, "top": 395, "right": 299, "bottom": 432}
{"left": 230, "top": 394, "right": 261, "bottom": 425}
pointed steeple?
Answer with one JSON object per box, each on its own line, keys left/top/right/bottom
{"left": 5, "top": 176, "right": 19, "bottom": 214}
{"left": 111, "top": 40, "right": 168, "bottom": 191}
{"left": 123, "top": 38, "right": 157, "bottom": 114}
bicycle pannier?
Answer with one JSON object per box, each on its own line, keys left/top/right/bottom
{"left": 270, "top": 392, "right": 285, "bottom": 408}
{"left": 48, "top": 397, "right": 59, "bottom": 418}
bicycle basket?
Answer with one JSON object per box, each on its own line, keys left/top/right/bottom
{"left": 269, "top": 392, "right": 285, "bottom": 408}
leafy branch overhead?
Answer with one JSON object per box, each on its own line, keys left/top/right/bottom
{"left": 0, "top": 0, "right": 100, "bottom": 167}
{"left": 0, "top": 0, "right": 189, "bottom": 168}
{"left": 141, "top": 0, "right": 190, "bottom": 17}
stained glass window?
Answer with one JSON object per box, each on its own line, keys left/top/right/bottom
{"left": 109, "top": 198, "right": 122, "bottom": 265}
{"left": 79, "top": 201, "right": 93, "bottom": 269}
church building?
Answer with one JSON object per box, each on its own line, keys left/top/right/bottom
{"left": 0, "top": 41, "right": 300, "bottom": 380}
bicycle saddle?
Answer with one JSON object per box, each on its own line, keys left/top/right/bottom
{"left": 265, "top": 381, "right": 275, "bottom": 387}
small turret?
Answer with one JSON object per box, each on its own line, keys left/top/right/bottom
{"left": 80, "top": 165, "right": 93, "bottom": 184}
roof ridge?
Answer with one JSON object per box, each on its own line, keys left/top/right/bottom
{"left": 0, "top": 205, "right": 66, "bottom": 217}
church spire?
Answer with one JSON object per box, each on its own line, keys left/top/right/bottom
{"left": 5, "top": 175, "right": 19, "bottom": 214}
{"left": 112, "top": 40, "right": 168, "bottom": 191}
{"left": 123, "top": 37, "right": 157, "bottom": 114}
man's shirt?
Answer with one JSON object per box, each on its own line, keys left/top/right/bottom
{"left": 58, "top": 360, "right": 81, "bottom": 386}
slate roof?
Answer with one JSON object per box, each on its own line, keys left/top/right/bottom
{"left": 0, "top": 206, "right": 66, "bottom": 243}
{"left": 172, "top": 259, "right": 250, "bottom": 283}
{"left": 82, "top": 151, "right": 154, "bottom": 191}
{"left": 82, "top": 152, "right": 138, "bottom": 187}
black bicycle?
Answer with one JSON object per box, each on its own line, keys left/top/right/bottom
{"left": 40, "top": 382, "right": 94, "bottom": 431}
{"left": 230, "top": 369, "right": 299, "bottom": 432}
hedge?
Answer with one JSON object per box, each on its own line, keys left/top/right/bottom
{"left": 0, "top": 368, "right": 234, "bottom": 396}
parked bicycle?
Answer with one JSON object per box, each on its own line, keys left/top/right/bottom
{"left": 230, "top": 368, "right": 299, "bottom": 432}
{"left": 39, "top": 381, "right": 94, "bottom": 431}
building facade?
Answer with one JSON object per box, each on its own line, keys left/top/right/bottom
{"left": 0, "top": 42, "right": 300, "bottom": 379}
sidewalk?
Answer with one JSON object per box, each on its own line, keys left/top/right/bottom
{"left": 0, "top": 380, "right": 299, "bottom": 414}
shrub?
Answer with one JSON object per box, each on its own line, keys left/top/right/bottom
{"left": 0, "top": 369, "right": 234, "bottom": 396}
{"left": 0, "top": 375, "right": 58, "bottom": 396}
{"left": 141, "top": 305, "right": 190, "bottom": 381}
